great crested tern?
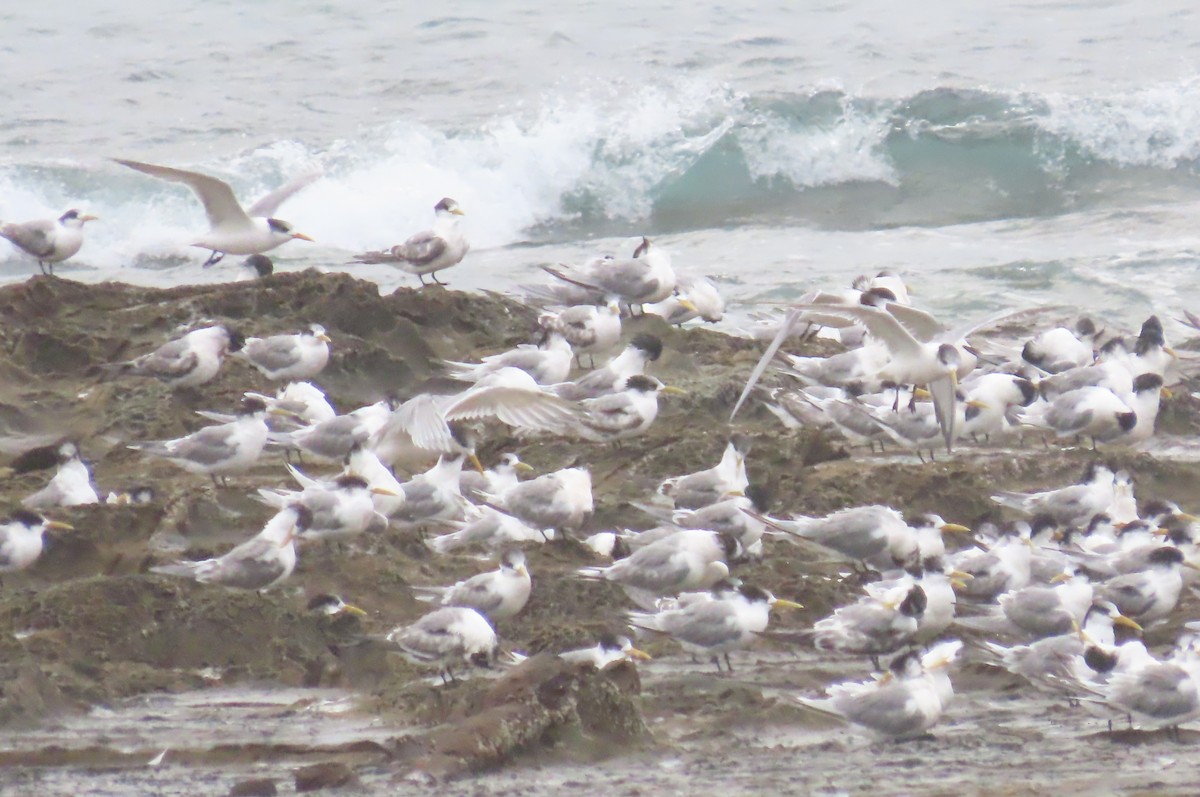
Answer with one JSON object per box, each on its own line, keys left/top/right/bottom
{"left": 351, "top": 197, "right": 468, "bottom": 286}
{"left": 1, "top": 208, "right": 98, "bottom": 275}
{"left": 383, "top": 606, "right": 497, "bottom": 682}
{"left": 150, "top": 504, "right": 310, "bottom": 591}
{"left": 114, "top": 158, "right": 316, "bottom": 266}
{"left": 628, "top": 584, "right": 801, "bottom": 672}
{"left": 418, "top": 549, "right": 532, "bottom": 622}
{"left": 0, "top": 510, "right": 73, "bottom": 572}
{"left": 236, "top": 324, "right": 331, "bottom": 381}
{"left": 104, "top": 324, "right": 245, "bottom": 388}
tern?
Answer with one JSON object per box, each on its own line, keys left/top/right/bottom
{"left": 113, "top": 158, "right": 316, "bottom": 266}
{"left": 351, "top": 197, "right": 468, "bottom": 286}
{"left": 236, "top": 324, "right": 332, "bottom": 381}
{"left": 0, "top": 510, "right": 73, "bottom": 573}
{"left": 1, "top": 209, "right": 98, "bottom": 275}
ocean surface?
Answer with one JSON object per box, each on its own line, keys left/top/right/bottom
{"left": 4, "top": 0, "right": 1200, "bottom": 333}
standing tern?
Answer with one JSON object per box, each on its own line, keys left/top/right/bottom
{"left": 575, "top": 375, "right": 684, "bottom": 442}
{"left": 417, "top": 549, "right": 532, "bottom": 622}
{"left": 258, "top": 472, "right": 391, "bottom": 540}
{"left": 552, "top": 333, "right": 664, "bottom": 401}
{"left": 538, "top": 301, "right": 622, "bottom": 367}
{"left": 493, "top": 466, "right": 593, "bottom": 534}
{"left": 351, "top": 197, "right": 468, "bottom": 286}
{"left": 113, "top": 158, "right": 316, "bottom": 266}
{"left": 104, "top": 324, "right": 245, "bottom": 388}
{"left": 426, "top": 506, "right": 552, "bottom": 553}
{"left": 383, "top": 606, "right": 497, "bottom": 682}
{"left": 627, "top": 584, "right": 801, "bottom": 672}
{"left": 129, "top": 397, "right": 272, "bottom": 485}
{"left": 0, "top": 209, "right": 98, "bottom": 275}
{"left": 811, "top": 584, "right": 928, "bottom": 662}
{"left": 389, "top": 454, "right": 471, "bottom": 527}
{"left": 150, "top": 505, "right": 310, "bottom": 591}
{"left": 579, "top": 528, "right": 741, "bottom": 608}
{"left": 795, "top": 641, "right": 961, "bottom": 739}
{"left": 646, "top": 273, "right": 723, "bottom": 325}
{"left": 235, "top": 324, "right": 331, "bottom": 381}
{"left": 991, "top": 462, "right": 1115, "bottom": 528}
{"left": 542, "top": 237, "right": 676, "bottom": 314}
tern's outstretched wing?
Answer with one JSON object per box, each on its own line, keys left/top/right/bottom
{"left": 114, "top": 158, "right": 252, "bottom": 231}
{"left": 245, "top": 171, "right": 322, "bottom": 217}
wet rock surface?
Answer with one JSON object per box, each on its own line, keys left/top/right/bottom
{"left": 2, "top": 272, "right": 1200, "bottom": 794}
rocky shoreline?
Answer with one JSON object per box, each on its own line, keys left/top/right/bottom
{"left": 4, "top": 271, "right": 1200, "bottom": 795}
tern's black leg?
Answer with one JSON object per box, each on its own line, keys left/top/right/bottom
{"left": 202, "top": 250, "right": 225, "bottom": 267}
{"left": 724, "top": 653, "right": 734, "bottom": 673}
{"left": 210, "top": 474, "right": 220, "bottom": 488}
{"left": 432, "top": 272, "right": 447, "bottom": 286}
{"left": 711, "top": 655, "right": 722, "bottom": 673}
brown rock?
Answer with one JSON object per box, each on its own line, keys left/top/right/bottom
{"left": 228, "top": 777, "right": 278, "bottom": 797}
{"left": 294, "top": 761, "right": 359, "bottom": 792}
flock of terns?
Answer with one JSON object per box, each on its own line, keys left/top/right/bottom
{"left": 3, "top": 161, "right": 1200, "bottom": 744}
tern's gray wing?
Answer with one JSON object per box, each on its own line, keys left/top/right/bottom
{"left": 485, "top": 349, "right": 550, "bottom": 372}
{"left": 825, "top": 603, "right": 896, "bottom": 641}
{"left": 1098, "top": 574, "right": 1155, "bottom": 618}
{"left": 399, "top": 231, "right": 448, "bottom": 266}
{"left": 299, "top": 491, "right": 343, "bottom": 531}
{"left": 114, "top": 159, "right": 252, "bottom": 230}
{"left": 298, "top": 416, "right": 368, "bottom": 458}
{"left": 0, "top": 219, "right": 56, "bottom": 257}
{"left": 244, "top": 336, "right": 303, "bottom": 373}
{"left": 444, "top": 575, "right": 504, "bottom": 614}
{"left": 612, "top": 545, "right": 693, "bottom": 591}
{"left": 659, "top": 602, "right": 741, "bottom": 647}
{"left": 387, "top": 609, "right": 463, "bottom": 662}
{"left": 503, "top": 478, "right": 564, "bottom": 516}
{"left": 1113, "top": 665, "right": 1197, "bottom": 719}
{"left": 801, "top": 513, "right": 889, "bottom": 560}
{"left": 557, "top": 305, "right": 601, "bottom": 333}
{"left": 553, "top": 368, "right": 623, "bottom": 401}
{"left": 582, "top": 394, "right": 640, "bottom": 433}
{"left": 245, "top": 171, "right": 321, "bottom": 217}
{"left": 204, "top": 537, "right": 288, "bottom": 589}
{"left": 593, "top": 258, "right": 658, "bottom": 300}
{"left": 834, "top": 683, "right": 924, "bottom": 736}
{"left": 169, "top": 424, "right": 242, "bottom": 465}
{"left": 731, "top": 307, "right": 804, "bottom": 420}
{"left": 1045, "top": 396, "right": 1095, "bottom": 434}
{"left": 1006, "top": 635, "right": 1083, "bottom": 682}
{"left": 130, "top": 336, "right": 199, "bottom": 378}
{"left": 1003, "top": 588, "right": 1073, "bottom": 634}
{"left": 395, "top": 481, "right": 449, "bottom": 521}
